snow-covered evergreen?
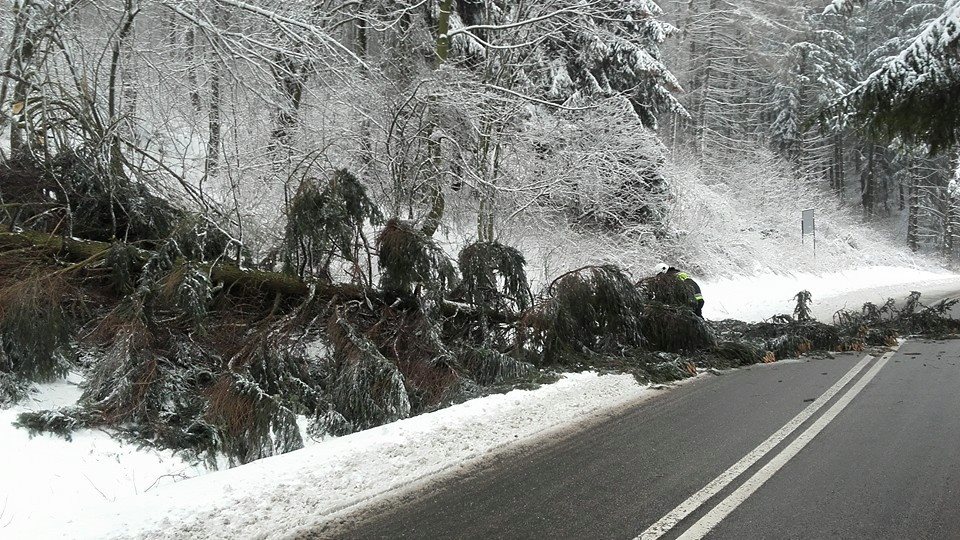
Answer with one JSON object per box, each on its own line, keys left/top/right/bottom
{"left": 835, "top": 0, "right": 960, "bottom": 150}
{"left": 539, "top": 0, "right": 684, "bottom": 127}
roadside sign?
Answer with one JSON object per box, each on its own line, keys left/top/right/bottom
{"left": 801, "top": 209, "right": 816, "bottom": 259}
{"left": 802, "top": 209, "right": 815, "bottom": 236}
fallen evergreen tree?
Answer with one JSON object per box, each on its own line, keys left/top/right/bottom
{"left": 2, "top": 159, "right": 958, "bottom": 467}
{"left": 4, "top": 213, "right": 958, "bottom": 466}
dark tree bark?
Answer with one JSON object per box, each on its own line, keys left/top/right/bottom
{"left": 860, "top": 145, "right": 875, "bottom": 216}
{"left": 203, "top": 5, "right": 224, "bottom": 193}
{"left": 0, "top": 230, "right": 518, "bottom": 322}
{"left": 185, "top": 25, "right": 203, "bottom": 113}
{"left": 421, "top": 0, "right": 455, "bottom": 238}
{"left": 907, "top": 161, "right": 919, "bottom": 252}
{"left": 5, "top": 1, "right": 35, "bottom": 158}
{"left": 268, "top": 52, "right": 306, "bottom": 165}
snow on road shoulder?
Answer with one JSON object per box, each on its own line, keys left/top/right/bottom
{"left": 10, "top": 372, "right": 654, "bottom": 540}
{"left": 703, "top": 265, "right": 960, "bottom": 322}
{"left": 0, "top": 373, "right": 207, "bottom": 534}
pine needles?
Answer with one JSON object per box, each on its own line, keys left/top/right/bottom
{"left": 638, "top": 273, "right": 696, "bottom": 307}
{"left": 714, "top": 315, "right": 847, "bottom": 359}
{"left": 105, "top": 242, "right": 138, "bottom": 294}
{"left": 639, "top": 302, "right": 715, "bottom": 353}
{"left": 377, "top": 218, "right": 456, "bottom": 295}
{"left": 0, "top": 275, "right": 74, "bottom": 382}
{"left": 82, "top": 304, "right": 160, "bottom": 424}
{"left": 459, "top": 345, "right": 535, "bottom": 386}
{"left": 205, "top": 373, "right": 304, "bottom": 465}
{"left": 458, "top": 241, "right": 531, "bottom": 312}
{"left": 0, "top": 150, "right": 181, "bottom": 243}
{"left": 328, "top": 311, "right": 411, "bottom": 432}
{"left": 708, "top": 341, "right": 769, "bottom": 368}
{"left": 793, "top": 290, "right": 813, "bottom": 321}
{"left": 0, "top": 370, "right": 31, "bottom": 406}
{"left": 160, "top": 263, "right": 215, "bottom": 332}
{"left": 283, "top": 169, "right": 382, "bottom": 280}
{"left": 14, "top": 407, "right": 92, "bottom": 440}
{"left": 522, "top": 265, "right": 646, "bottom": 363}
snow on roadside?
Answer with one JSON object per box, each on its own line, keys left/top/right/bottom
{"left": 0, "top": 373, "right": 208, "bottom": 533}
{"left": 8, "top": 372, "right": 654, "bottom": 540}
{"left": 703, "top": 265, "right": 960, "bottom": 322}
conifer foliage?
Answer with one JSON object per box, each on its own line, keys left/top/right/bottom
{"left": 841, "top": 2, "right": 960, "bottom": 151}
{"left": 327, "top": 311, "right": 412, "bottom": 433}
{"left": 793, "top": 290, "right": 814, "bottom": 322}
{"left": 0, "top": 276, "right": 73, "bottom": 383}
{"left": 541, "top": 0, "right": 684, "bottom": 127}
{"left": 521, "top": 265, "right": 647, "bottom": 363}
{"left": 458, "top": 241, "right": 531, "bottom": 313}
{"left": 376, "top": 219, "right": 457, "bottom": 295}
{"left": 283, "top": 169, "right": 383, "bottom": 281}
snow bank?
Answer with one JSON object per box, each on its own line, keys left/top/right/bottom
{"left": 703, "top": 265, "right": 960, "bottom": 322}
{"left": 5, "top": 372, "right": 654, "bottom": 540}
{"left": 0, "top": 373, "right": 207, "bottom": 533}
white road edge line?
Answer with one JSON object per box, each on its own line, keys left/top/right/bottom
{"left": 676, "top": 347, "right": 899, "bottom": 540}
{"left": 637, "top": 351, "right": 883, "bottom": 540}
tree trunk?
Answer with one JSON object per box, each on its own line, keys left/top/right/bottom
{"left": 860, "top": 145, "right": 874, "bottom": 216}
{"left": 107, "top": 0, "right": 137, "bottom": 181}
{"left": 834, "top": 131, "right": 845, "bottom": 201}
{"left": 945, "top": 198, "right": 955, "bottom": 257}
{"left": 946, "top": 155, "right": 960, "bottom": 257}
{"left": 204, "top": 59, "right": 222, "bottom": 189}
{"left": 268, "top": 51, "right": 306, "bottom": 174}
{"left": 5, "top": 1, "right": 34, "bottom": 158}
{"left": 356, "top": 16, "right": 373, "bottom": 167}
{"left": 694, "top": 0, "right": 720, "bottom": 160}
{"left": 421, "top": 0, "right": 455, "bottom": 238}
{"left": 204, "top": 5, "right": 224, "bottom": 193}
{"left": 879, "top": 145, "right": 890, "bottom": 215}
{"left": 0, "top": 230, "right": 518, "bottom": 322}
{"left": 185, "top": 26, "right": 203, "bottom": 113}
{"left": 908, "top": 163, "right": 919, "bottom": 252}
{"left": 434, "top": 0, "right": 453, "bottom": 67}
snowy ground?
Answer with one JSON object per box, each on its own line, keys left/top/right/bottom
{"left": 3, "top": 265, "right": 960, "bottom": 539}
{"left": 703, "top": 265, "right": 960, "bottom": 322}
{"left": 0, "top": 374, "right": 207, "bottom": 533}
{"left": 4, "top": 372, "right": 656, "bottom": 539}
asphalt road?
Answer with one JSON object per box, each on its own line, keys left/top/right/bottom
{"left": 310, "top": 339, "right": 960, "bottom": 540}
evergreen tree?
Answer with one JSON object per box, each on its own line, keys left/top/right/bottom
{"left": 847, "top": 3, "right": 960, "bottom": 152}
{"left": 537, "top": 0, "right": 684, "bottom": 128}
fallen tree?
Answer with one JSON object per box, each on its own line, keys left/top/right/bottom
{"left": 2, "top": 173, "right": 957, "bottom": 468}
{"left": 0, "top": 221, "right": 538, "bottom": 465}
{"left": 0, "top": 229, "right": 522, "bottom": 323}
{"left": 0, "top": 229, "right": 333, "bottom": 298}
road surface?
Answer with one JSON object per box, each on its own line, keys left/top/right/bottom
{"left": 310, "top": 337, "right": 960, "bottom": 540}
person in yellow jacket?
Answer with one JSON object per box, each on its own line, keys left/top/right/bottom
{"left": 655, "top": 263, "right": 704, "bottom": 318}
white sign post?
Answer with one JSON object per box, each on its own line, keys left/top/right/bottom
{"left": 801, "top": 209, "right": 816, "bottom": 259}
